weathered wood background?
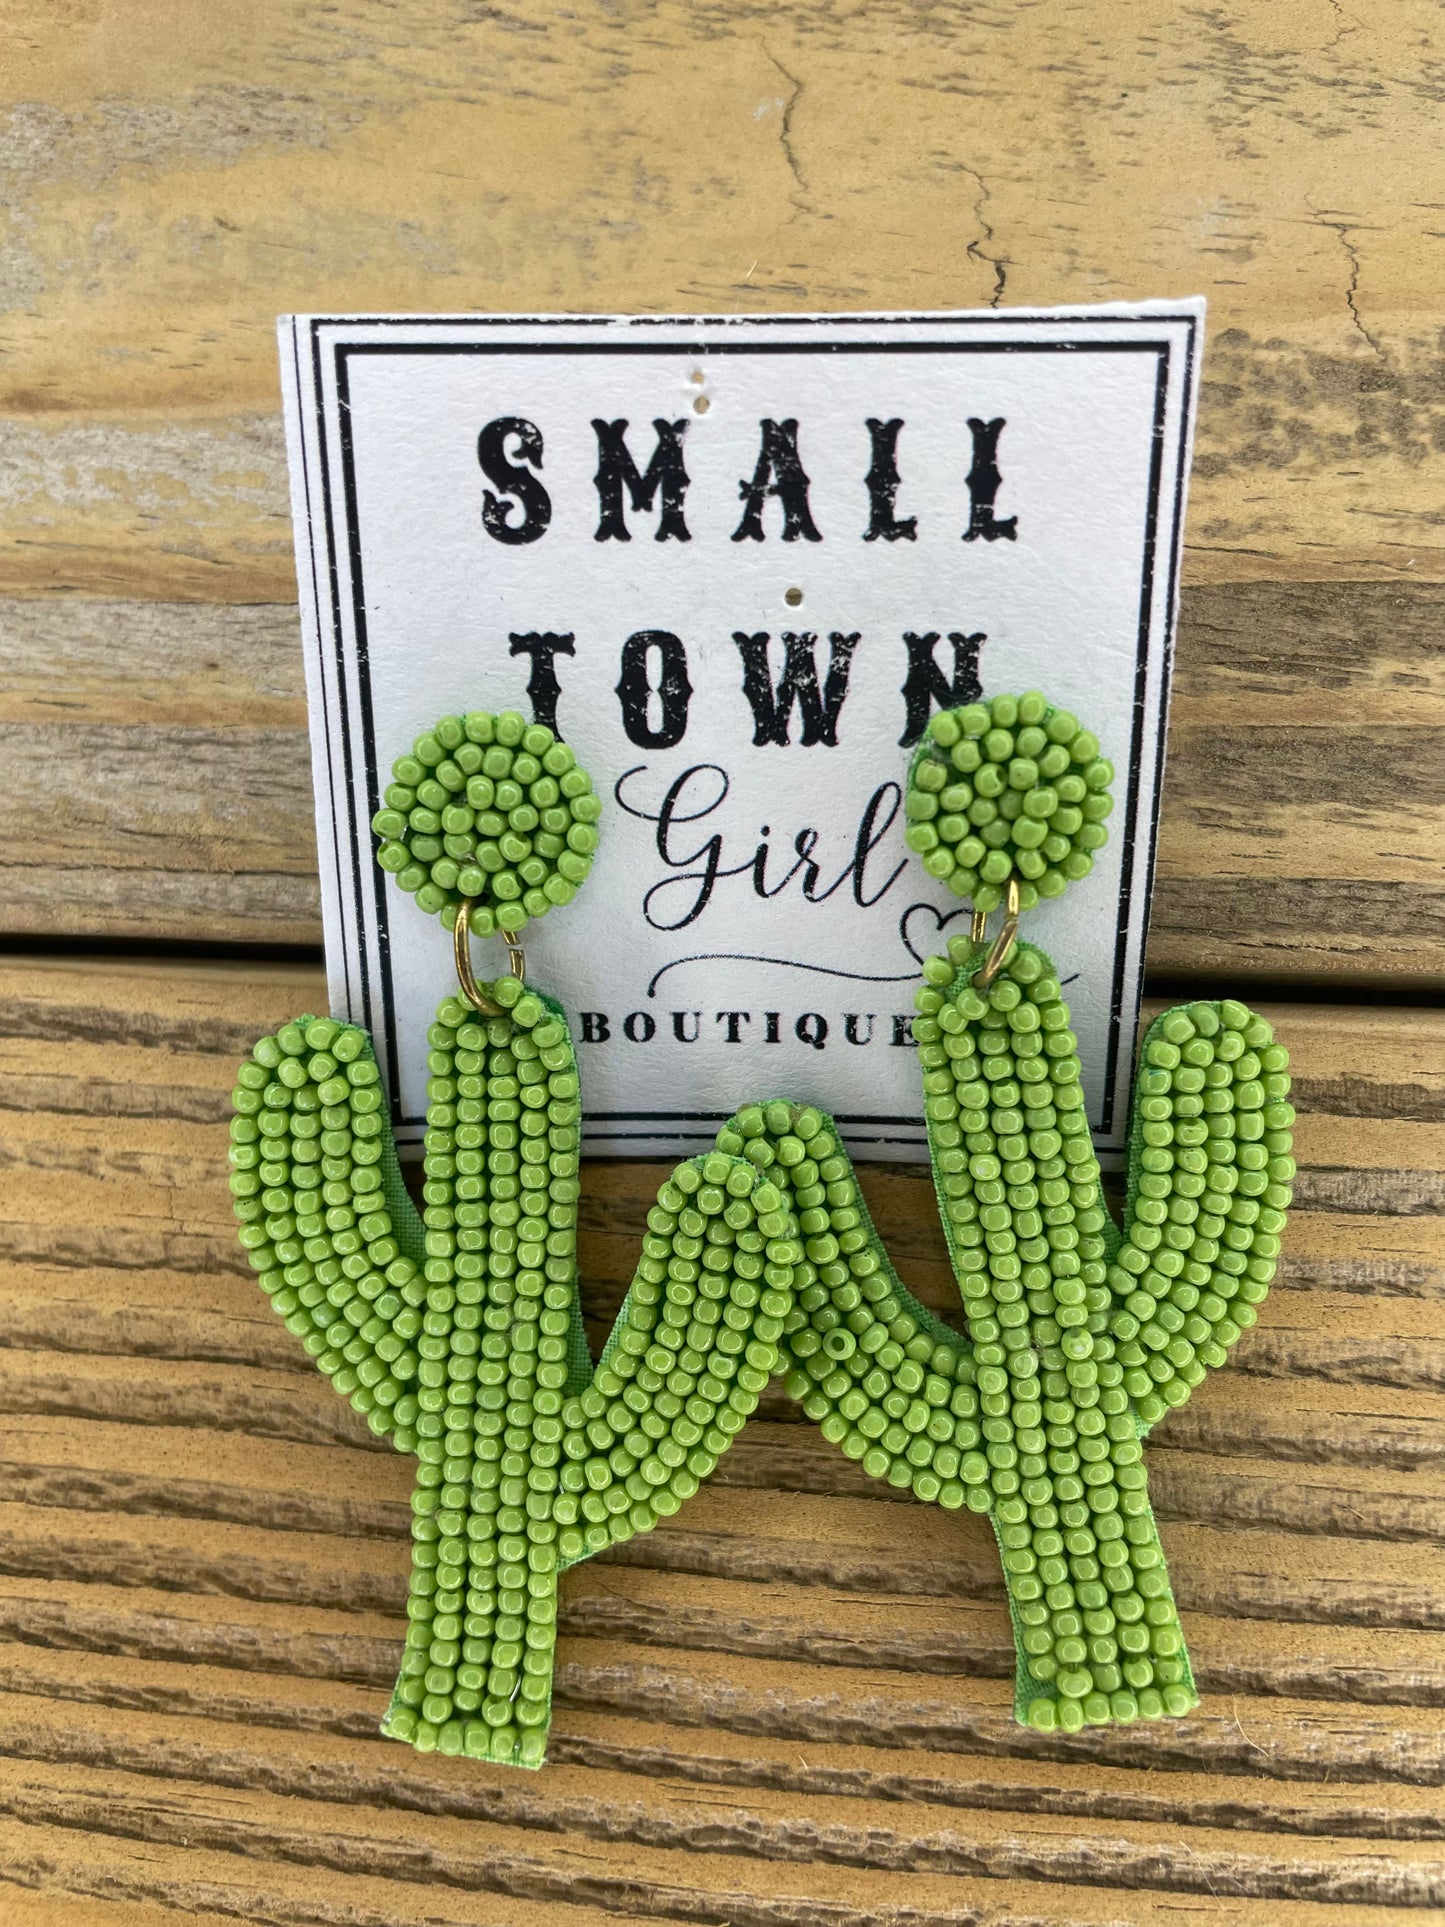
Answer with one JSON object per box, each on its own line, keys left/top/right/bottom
{"left": 2, "top": 2, "right": 1443, "bottom": 1920}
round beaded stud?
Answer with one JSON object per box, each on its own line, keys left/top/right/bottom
{"left": 906, "top": 690, "right": 1114, "bottom": 913}
{"left": 371, "top": 709, "right": 600, "bottom": 937}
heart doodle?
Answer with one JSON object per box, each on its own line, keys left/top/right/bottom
{"left": 899, "top": 898, "right": 976, "bottom": 966}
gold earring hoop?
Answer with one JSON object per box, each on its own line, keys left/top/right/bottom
{"left": 453, "top": 897, "right": 527, "bottom": 1017}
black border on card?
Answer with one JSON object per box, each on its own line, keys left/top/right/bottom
{"left": 300, "top": 313, "right": 1197, "bottom": 1155}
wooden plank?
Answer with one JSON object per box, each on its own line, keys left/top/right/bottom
{"left": 0, "top": 954, "right": 1441, "bottom": 1918}
{"left": 0, "top": 1887, "right": 282, "bottom": 1927}
{"left": 5, "top": 3, "right": 1445, "bottom": 594}
{"left": 3, "top": 585, "right": 1443, "bottom": 976}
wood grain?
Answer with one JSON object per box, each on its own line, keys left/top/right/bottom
{"left": 5, "top": 0, "right": 1443, "bottom": 977}
{"left": 6, "top": 3, "right": 1444, "bottom": 1917}
{"left": 5, "top": 2, "right": 1445, "bottom": 596}
{"left": 0, "top": 954, "right": 1441, "bottom": 1920}
{"left": 4, "top": 583, "right": 1443, "bottom": 978}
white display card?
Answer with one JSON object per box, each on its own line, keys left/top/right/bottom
{"left": 280, "top": 304, "right": 1202, "bottom": 1163}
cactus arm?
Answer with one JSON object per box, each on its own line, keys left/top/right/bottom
{"left": 714, "top": 1101, "right": 984, "bottom": 1508}
{"left": 1105, "top": 999, "right": 1296, "bottom": 1434}
{"left": 228, "top": 1016, "right": 431, "bottom": 1426}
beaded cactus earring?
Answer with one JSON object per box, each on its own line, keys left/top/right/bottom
{"left": 895, "top": 692, "right": 1294, "bottom": 1730}
{"left": 230, "top": 708, "right": 810, "bottom": 1770}
{"left": 228, "top": 694, "right": 1292, "bottom": 1765}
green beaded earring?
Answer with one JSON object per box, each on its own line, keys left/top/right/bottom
{"left": 229, "top": 694, "right": 1292, "bottom": 1764}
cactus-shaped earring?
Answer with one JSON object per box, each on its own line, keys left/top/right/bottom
{"left": 230, "top": 710, "right": 808, "bottom": 1768}
{"left": 228, "top": 694, "right": 1292, "bottom": 1764}
{"left": 889, "top": 691, "right": 1295, "bottom": 1729}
